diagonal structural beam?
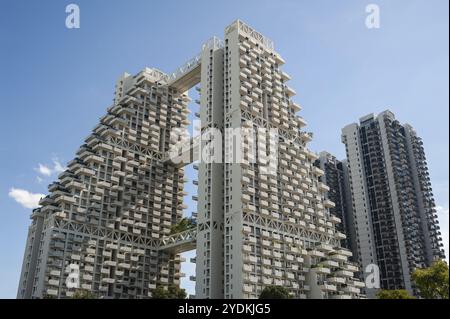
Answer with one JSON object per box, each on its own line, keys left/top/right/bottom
{"left": 167, "top": 54, "right": 202, "bottom": 92}
{"left": 158, "top": 228, "right": 197, "bottom": 254}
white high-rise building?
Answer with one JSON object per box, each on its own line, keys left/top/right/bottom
{"left": 18, "top": 20, "right": 365, "bottom": 299}
{"left": 341, "top": 111, "right": 445, "bottom": 297}
{"left": 17, "top": 67, "right": 192, "bottom": 299}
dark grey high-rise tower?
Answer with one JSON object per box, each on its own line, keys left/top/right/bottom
{"left": 314, "top": 152, "right": 352, "bottom": 250}
{"left": 341, "top": 110, "right": 445, "bottom": 297}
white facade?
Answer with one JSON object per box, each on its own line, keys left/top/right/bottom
{"left": 196, "top": 20, "right": 365, "bottom": 299}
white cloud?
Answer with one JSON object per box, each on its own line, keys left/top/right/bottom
{"left": 35, "top": 158, "right": 66, "bottom": 178}
{"left": 52, "top": 159, "right": 66, "bottom": 174}
{"left": 436, "top": 205, "right": 449, "bottom": 262}
{"left": 36, "top": 163, "right": 52, "bottom": 176}
{"left": 8, "top": 188, "right": 45, "bottom": 209}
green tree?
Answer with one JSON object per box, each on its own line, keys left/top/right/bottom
{"left": 259, "top": 285, "right": 291, "bottom": 299}
{"left": 72, "top": 289, "right": 97, "bottom": 299}
{"left": 170, "top": 217, "right": 196, "bottom": 234}
{"left": 167, "top": 284, "right": 187, "bottom": 299}
{"left": 151, "top": 285, "right": 186, "bottom": 299}
{"left": 151, "top": 286, "right": 168, "bottom": 299}
{"left": 412, "top": 259, "right": 449, "bottom": 299}
{"left": 376, "top": 289, "right": 415, "bottom": 299}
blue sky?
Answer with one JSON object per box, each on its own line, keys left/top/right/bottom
{"left": 0, "top": 0, "right": 448, "bottom": 298}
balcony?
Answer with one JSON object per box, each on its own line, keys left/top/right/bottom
{"left": 314, "top": 266, "right": 331, "bottom": 275}
{"left": 347, "top": 280, "right": 365, "bottom": 288}
{"left": 101, "top": 278, "right": 115, "bottom": 284}
{"left": 290, "top": 102, "right": 301, "bottom": 112}
{"left": 329, "top": 215, "right": 341, "bottom": 224}
{"left": 321, "top": 284, "right": 337, "bottom": 292}
{"left": 49, "top": 270, "right": 61, "bottom": 276}
{"left": 104, "top": 260, "right": 117, "bottom": 267}
{"left": 66, "top": 180, "right": 85, "bottom": 190}
{"left": 318, "top": 183, "right": 330, "bottom": 192}
{"left": 274, "top": 54, "right": 285, "bottom": 65}
{"left": 118, "top": 262, "right": 131, "bottom": 269}
{"left": 243, "top": 204, "right": 256, "bottom": 213}
{"left": 272, "top": 233, "right": 281, "bottom": 241}
{"left": 246, "top": 275, "right": 259, "bottom": 284}
{"left": 343, "top": 286, "right": 360, "bottom": 294}
{"left": 81, "top": 284, "right": 92, "bottom": 290}
{"left": 284, "top": 86, "right": 296, "bottom": 97}
{"left": 336, "top": 249, "right": 352, "bottom": 257}
{"left": 243, "top": 285, "right": 254, "bottom": 293}
{"left": 91, "top": 194, "right": 102, "bottom": 202}
{"left": 323, "top": 199, "right": 335, "bottom": 208}
{"left": 262, "top": 258, "right": 271, "bottom": 266}
{"left": 335, "top": 270, "right": 353, "bottom": 278}
{"left": 51, "top": 241, "right": 65, "bottom": 250}
{"left": 54, "top": 195, "right": 76, "bottom": 205}
{"left": 343, "top": 264, "right": 359, "bottom": 272}
{"left": 82, "top": 274, "right": 93, "bottom": 281}
{"left": 286, "top": 254, "right": 294, "bottom": 261}
{"left": 48, "top": 279, "right": 60, "bottom": 286}
{"left": 316, "top": 243, "right": 333, "bottom": 252}
{"left": 327, "top": 277, "right": 346, "bottom": 285}
{"left": 323, "top": 260, "right": 339, "bottom": 268}
{"left": 85, "top": 154, "right": 104, "bottom": 164}
{"left": 75, "top": 167, "right": 96, "bottom": 177}
{"left": 46, "top": 289, "right": 58, "bottom": 296}
{"left": 261, "top": 231, "right": 270, "bottom": 238}
{"left": 335, "top": 232, "right": 346, "bottom": 240}
{"left": 106, "top": 243, "right": 118, "bottom": 250}
{"left": 243, "top": 264, "right": 253, "bottom": 272}
{"left": 49, "top": 250, "right": 64, "bottom": 259}
{"left": 273, "top": 270, "right": 283, "bottom": 278}
{"left": 273, "top": 251, "right": 282, "bottom": 258}
{"left": 280, "top": 71, "right": 291, "bottom": 81}
{"left": 101, "top": 267, "right": 110, "bottom": 275}
{"left": 329, "top": 253, "right": 347, "bottom": 264}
